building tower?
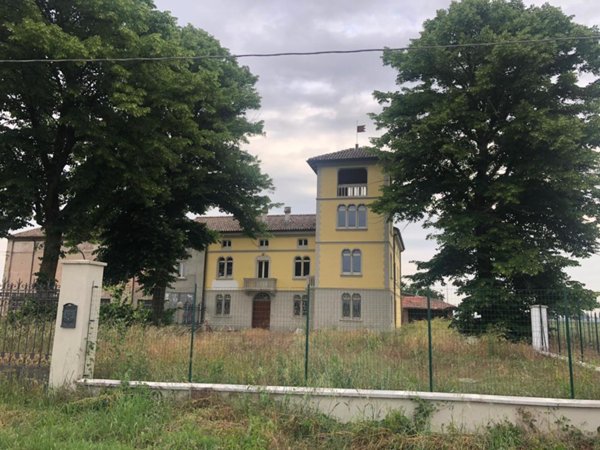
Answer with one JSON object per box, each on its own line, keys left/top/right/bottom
{"left": 307, "top": 148, "right": 404, "bottom": 330}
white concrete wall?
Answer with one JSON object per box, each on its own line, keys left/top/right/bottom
{"left": 0, "top": 238, "right": 6, "bottom": 281}
{"left": 79, "top": 380, "right": 600, "bottom": 434}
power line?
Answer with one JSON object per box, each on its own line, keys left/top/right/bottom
{"left": 0, "top": 35, "right": 598, "bottom": 64}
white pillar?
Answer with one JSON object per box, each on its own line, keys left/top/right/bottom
{"left": 49, "top": 260, "right": 106, "bottom": 389}
{"left": 531, "top": 304, "right": 549, "bottom": 352}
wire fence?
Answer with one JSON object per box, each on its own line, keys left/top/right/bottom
{"left": 93, "top": 287, "right": 600, "bottom": 400}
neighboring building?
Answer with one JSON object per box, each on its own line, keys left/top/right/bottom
{"left": 194, "top": 147, "right": 405, "bottom": 331}
{"left": 1, "top": 228, "right": 97, "bottom": 285}
{"left": 401, "top": 295, "right": 456, "bottom": 323}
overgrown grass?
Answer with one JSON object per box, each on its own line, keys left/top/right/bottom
{"left": 94, "top": 319, "right": 600, "bottom": 399}
{"left": 0, "top": 378, "right": 598, "bottom": 449}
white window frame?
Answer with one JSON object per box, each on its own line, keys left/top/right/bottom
{"left": 293, "top": 294, "right": 308, "bottom": 317}
{"left": 341, "top": 292, "right": 361, "bottom": 320}
{"left": 257, "top": 257, "right": 270, "bottom": 279}
{"left": 217, "top": 256, "right": 233, "bottom": 279}
{"left": 341, "top": 249, "right": 362, "bottom": 275}
{"left": 221, "top": 240, "right": 232, "bottom": 248}
{"left": 297, "top": 238, "right": 308, "bottom": 248}
{"left": 337, "top": 204, "right": 367, "bottom": 229}
{"left": 294, "top": 256, "right": 310, "bottom": 278}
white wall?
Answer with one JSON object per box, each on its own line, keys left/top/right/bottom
{"left": 0, "top": 238, "right": 7, "bottom": 281}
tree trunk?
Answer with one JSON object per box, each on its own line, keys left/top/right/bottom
{"left": 152, "top": 284, "right": 167, "bottom": 325}
{"left": 37, "top": 226, "right": 63, "bottom": 285}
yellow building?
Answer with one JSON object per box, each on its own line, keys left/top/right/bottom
{"left": 197, "top": 147, "right": 404, "bottom": 330}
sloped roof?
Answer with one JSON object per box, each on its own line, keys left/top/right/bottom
{"left": 307, "top": 147, "right": 378, "bottom": 173}
{"left": 196, "top": 214, "right": 316, "bottom": 233}
{"left": 402, "top": 295, "right": 456, "bottom": 311}
{"left": 9, "top": 228, "right": 44, "bottom": 239}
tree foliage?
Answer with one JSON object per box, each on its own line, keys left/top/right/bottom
{"left": 372, "top": 0, "right": 600, "bottom": 331}
{"left": 0, "top": 0, "right": 272, "bottom": 321}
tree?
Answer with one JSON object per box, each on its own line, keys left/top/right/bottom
{"left": 0, "top": 1, "right": 272, "bottom": 320}
{"left": 372, "top": 0, "right": 600, "bottom": 333}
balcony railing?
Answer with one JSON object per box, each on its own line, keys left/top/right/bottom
{"left": 337, "top": 184, "right": 367, "bottom": 197}
{"left": 243, "top": 278, "right": 277, "bottom": 293}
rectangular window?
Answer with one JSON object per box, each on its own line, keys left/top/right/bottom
{"left": 257, "top": 259, "right": 269, "bottom": 278}
{"left": 297, "top": 238, "right": 308, "bottom": 248}
{"left": 177, "top": 262, "right": 185, "bottom": 278}
{"left": 259, "top": 239, "right": 269, "bottom": 248}
{"left": 221, "top": 240, "right": 232, "bottom": 248}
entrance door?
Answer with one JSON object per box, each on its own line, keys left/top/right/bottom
{"left": 252, "top": 293, "right": 271, "bottom": 329}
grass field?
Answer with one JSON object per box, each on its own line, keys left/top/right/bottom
{"left": 94, "top": 319, "right": 600, "bottom": 400}
{"left": 0, "top": 379, "right": 598, "bottom": 449}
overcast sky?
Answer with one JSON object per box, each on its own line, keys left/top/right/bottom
{"left": 5, "top": 1, "right": 596, "bottom": 291}
{"left": 151, "top": 0, "right": 600, "bottom": 292}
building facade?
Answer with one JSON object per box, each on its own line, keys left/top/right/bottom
{"left": 195, "top": 148, "right": 404, "bottom": 331}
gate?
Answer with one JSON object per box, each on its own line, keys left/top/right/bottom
{"left": 0, "top": 282, "right": 59, "bottom": 381}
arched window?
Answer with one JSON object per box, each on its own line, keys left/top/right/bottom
{"left": 351, "top": 293, "right": 361, "bottom": 319}
{"left": 341, "top": 293, "right": 361, "bottom": 319}
{"left": 338, "top": 168, "right": 368, "bottom": 197}
{"left": 217, "top": 257, "right": 233, "bottom": 278}
{"left": 341, "top": 249, "right": 352, "bottom": 274}
{"left": 341, "top": 293, "right": 351, "bottom": 318}
{"left": 357, "top": 205, "right": 367, "bottom": 228}
{"left": 351, "top": 250, "right": 362, "bottom": 274}
{"left": 337, "top": 205, "right": 347, "bottom": 227}
{"left": 294, "top": 256, "right": 310, "bottom": 277}
{"left": 293, "top": 294, "right": 308, "bottom": 316}
{"left": 223, "top": 294, "right": 231, "bottom": 315}
{"left": 347, "top": 205, "right": 357, "bottom": 227}
{"left": 216, "top": 294, "right": 223, "bottom": 315}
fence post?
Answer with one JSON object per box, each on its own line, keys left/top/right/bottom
{"left": 530, "top": 305, "right": 548, "bottom": 352}
{"left": 564, "top": 309, "right": 575, "bottom": 399}
{"left": 304, "top": 285, "right": 311, "bottom": 385}
{"left": 594, "top": 313, "right": 600, "bottom": 353}
{"left": 577, "top": 314, "right": 584, "bottom": 360}
{"left": 556, "top": 315, "right": 561, "bottom": 354}
{"left": 49, "top": 260, "right": 106, "bottom": 389}
{"left": 188, "top": 282, "right": 198, "bottom": 382}
{"left": 426, "top": 293, "right": 433, "bottom": 392}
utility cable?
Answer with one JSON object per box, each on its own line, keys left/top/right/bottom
{"left": 0, "top": 35, "right": 598, "bottom": 64}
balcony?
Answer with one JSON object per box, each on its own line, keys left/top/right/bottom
{"left": 244, "top": 278, "right": 277, "bottom": 293}
{"left": 337, "top": 184, "right": 367, "bottom": 197}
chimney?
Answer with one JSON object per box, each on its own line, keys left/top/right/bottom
{"left": 284, "top": 206, "right": 291, "bottom": 222}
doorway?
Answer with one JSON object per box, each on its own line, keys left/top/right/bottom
{"left": 251, "top": 293, "right": 271, "bottom": 329}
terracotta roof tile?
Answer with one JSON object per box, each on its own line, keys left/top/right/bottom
{"left": 196, "top": 214, "right": 316, "bottom": 233}
{"left": 307, "top": 147, "right": 378, "bottom": 172}
{"left": 402, "top": 295, "right": 456, "bottom": 311}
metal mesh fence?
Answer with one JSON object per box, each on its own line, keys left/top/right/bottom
{"left": 93, "top": 286, "right": 600, "bottom": 399}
